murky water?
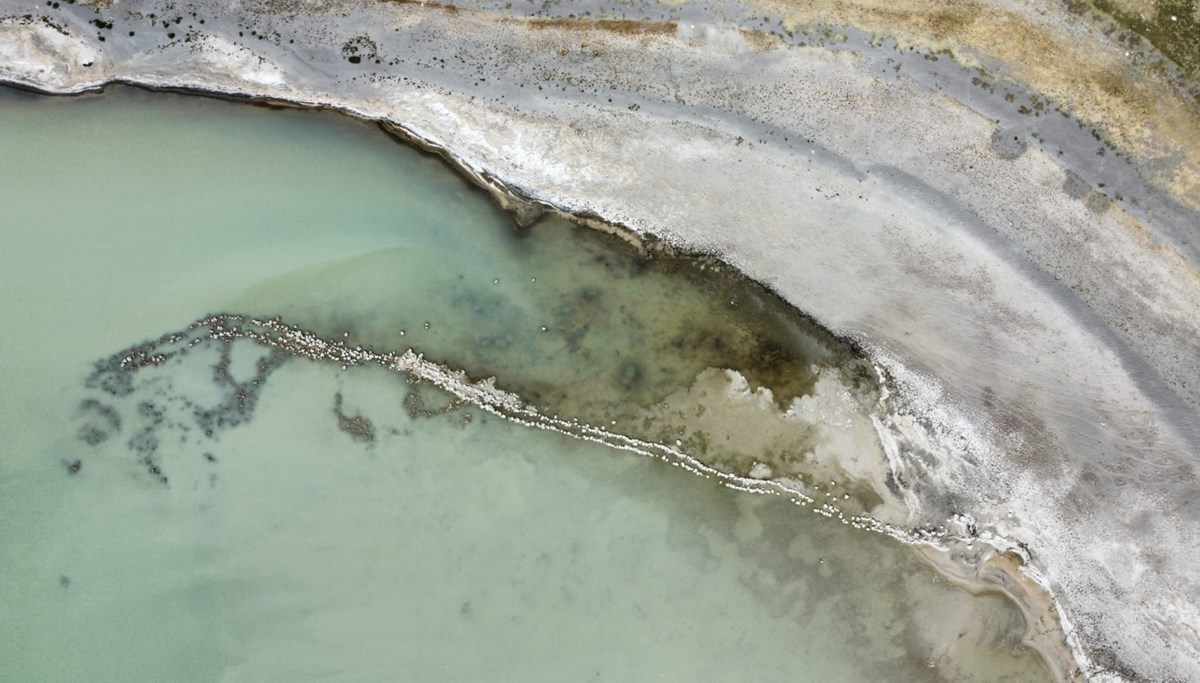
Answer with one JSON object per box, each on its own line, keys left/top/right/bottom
{"left": 0, "top": 86, "right": 1050, "bottom": 681}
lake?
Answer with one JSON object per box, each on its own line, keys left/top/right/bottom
{"left": 0, "top": 85, "right": 1050, "bottom": 681}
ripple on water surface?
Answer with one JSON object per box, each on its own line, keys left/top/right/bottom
{"left": 0, "top": 85, "right": 1050, "bottom": 681}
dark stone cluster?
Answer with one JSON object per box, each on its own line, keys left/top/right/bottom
{"left": 71, "top": 321, "right": 291, "bottom": 487}
{"left": 193, "top": 342, "right": 288, "bottom": 436}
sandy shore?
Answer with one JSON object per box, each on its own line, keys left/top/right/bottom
{"left": 3, "top": 0, "right": 1200, "bottom": 679}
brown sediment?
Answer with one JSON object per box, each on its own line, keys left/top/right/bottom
{"left": 916, "top": 545, "right": 1084, "bottom": 682}
{"left": 526, "top": 17, "right": 678, "bottom": 36}
{"left": 377, "top": 0, "right": 676, "bottom": 35}
{"left": 374, "top": 3, "right": 679, "bottom": 41}
{"left": 760, "top": 0, "right": 1200, "bottom": 210}
{"left": 1089, "top": 0, "right": 1200, "bottom": 80}
{"left": 376, "top": 0, "right": 461, "bottom": 14}
{"left": 738, "top": 26, "right": 783, "bottom": 52}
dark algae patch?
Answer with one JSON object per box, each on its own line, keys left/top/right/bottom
{"left": 1090, "top": 0, "right": 1200, "bottom": 80}
{"left": 73, "top": 323, "right": 291, "bottom": 485}
{"left": 333, "top": 391, "right": 376, "bottom": 443}
{"left": 77, "top": 398, "right": 120, "bottom": 445}
{"left": 225, "top": 200, "right": 854, "bottom": 428}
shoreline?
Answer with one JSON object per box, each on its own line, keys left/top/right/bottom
{"left": 2, "top": 2, "right": 1200, "bottom": 676}
{"left": 1, "top": 78, "right": 1084, "bottom": 682}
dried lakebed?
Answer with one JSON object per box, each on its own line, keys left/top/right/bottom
{"left": 3, "top": 0, "right": 1200, "bottom": 679}
{"left": 0, "top": 87, "right": 1052, "bottom": 681}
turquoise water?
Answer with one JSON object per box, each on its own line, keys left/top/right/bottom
{"left": 0, "top": 86, "right": 1050, "bottom": 681}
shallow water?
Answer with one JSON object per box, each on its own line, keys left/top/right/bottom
{"left": 0, "top": 86, "right": 1050, "bottom": 681}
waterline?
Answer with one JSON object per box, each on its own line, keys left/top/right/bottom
{"left": 0, "top": 85, "right": 1051, "bottom": 681}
